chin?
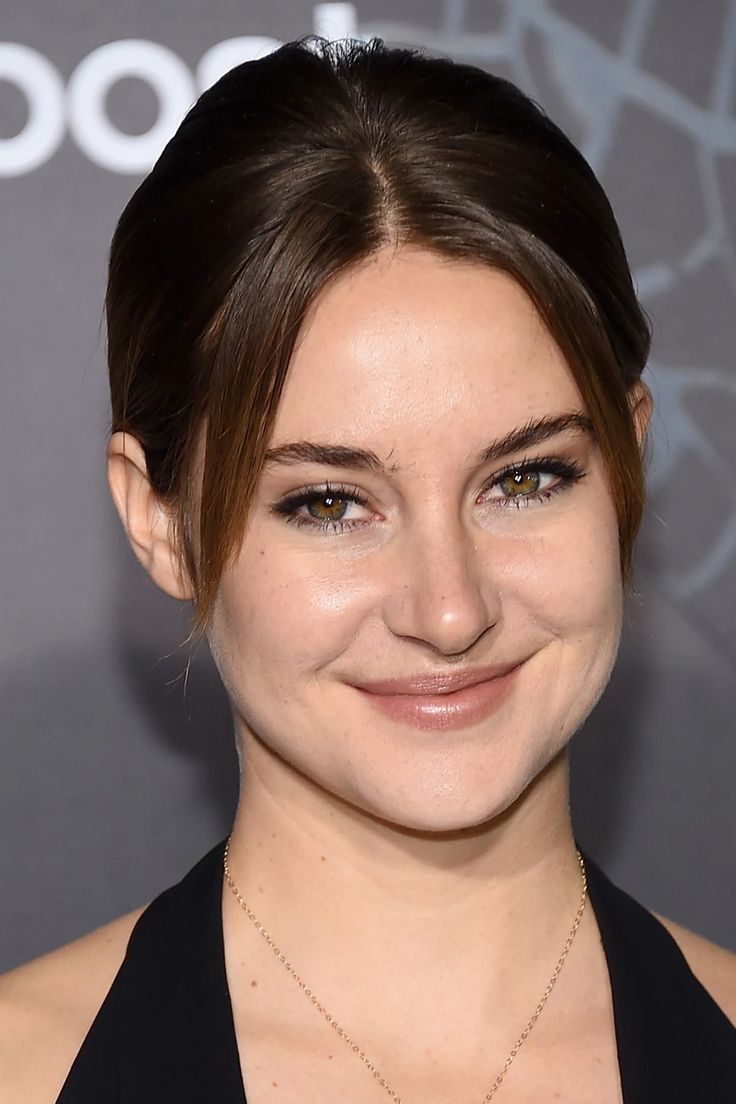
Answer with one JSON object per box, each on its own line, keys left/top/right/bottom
{"left": 348, "top": 752, "right": 551, "bottom": 836}
{"left": 364, "top": 792, "right": 525, "bottom": 836}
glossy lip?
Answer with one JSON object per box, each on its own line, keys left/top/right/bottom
{"left": 351, "top": 660, "right": 524, "bottom": 696}
{"left": 351, "top": 659, "right": 527, "bottom": 731}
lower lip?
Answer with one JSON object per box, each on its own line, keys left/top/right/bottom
{"left": 354, "top": 665, "right": 523, "bottom": 731}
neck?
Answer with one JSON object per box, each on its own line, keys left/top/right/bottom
{"left": 223, "top": 735, "right": 590, "bottom": 1052}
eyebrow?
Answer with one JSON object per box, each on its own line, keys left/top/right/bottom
{"left": 262, "top": 412, "right": 595, "bottom": 474}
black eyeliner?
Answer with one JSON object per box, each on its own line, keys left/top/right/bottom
{"left": 269, "top": 480, "right": 368, "bottom": 518}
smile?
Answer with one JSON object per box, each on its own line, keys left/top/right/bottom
{"left": 352, "top": 661, "right": 525, "bottom": 731}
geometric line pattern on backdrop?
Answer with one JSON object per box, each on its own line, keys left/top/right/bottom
{"left": 361, "top": 0, "right": 736, "bottom": 635}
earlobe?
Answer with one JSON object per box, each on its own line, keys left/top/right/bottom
{"left": 106, "top": 432, "right": 194, "bottom": 601}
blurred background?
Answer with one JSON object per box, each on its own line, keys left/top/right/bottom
{"left": 2, "top": 0, "right": 735, "bottom": 971}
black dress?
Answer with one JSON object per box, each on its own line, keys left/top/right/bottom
{"left": 55, "top": 840, "right": 736, "bottom": 1102}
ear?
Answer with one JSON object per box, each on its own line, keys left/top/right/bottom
{"left": 628, "top": 379, "right": 653, "bottom": 448}
{"left": 106, "top": 432, "right": 194, "bottom": 601}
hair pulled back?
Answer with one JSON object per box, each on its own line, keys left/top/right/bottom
{"left": 107, "top": 36, "right": 651, "bottom": 631}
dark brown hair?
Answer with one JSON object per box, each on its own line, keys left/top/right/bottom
{"left": 107, "top": 36, "right": 651, "bottom": 632}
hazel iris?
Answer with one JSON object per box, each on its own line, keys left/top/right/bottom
{"left": 500, "top": 469, "right": 541, "bottom": 496}
{"left": 308, "top": 493, "right": 349, "bottom": 520}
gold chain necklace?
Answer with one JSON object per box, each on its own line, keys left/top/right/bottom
{"left": 223, "top": 838, "right": 587, "bottom": 1103}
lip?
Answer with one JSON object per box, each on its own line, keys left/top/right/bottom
{"left": 352, "top": 661, "right": 523, "bottom": 696}
{"left": 351, "top": 660, "right": 526, "bottom": 732}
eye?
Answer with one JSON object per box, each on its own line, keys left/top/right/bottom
{"left": 480, "top": 456, "right": 587, "bottom": 509}
{"left": 269, "top": 482, "right": 373, "bottom": 533}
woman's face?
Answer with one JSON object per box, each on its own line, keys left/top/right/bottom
{"left": 206, "top": 246, "right": 624, "bottom": 831}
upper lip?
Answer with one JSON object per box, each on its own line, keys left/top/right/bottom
{"left": 352, "top": 660, "right": 525, "bottom": 696}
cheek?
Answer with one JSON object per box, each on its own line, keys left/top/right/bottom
{"left": 507, "top": 491, "right": 623, "bottom": 711}
{"left": 208, "top": 541, "right": 375, "bottom": 694}
{"left": 503, "top": 482, "right": 622, "bottom": 625}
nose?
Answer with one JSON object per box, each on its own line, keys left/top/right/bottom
{"left": 381, "top": 512, "right": 501, "bottom": 657}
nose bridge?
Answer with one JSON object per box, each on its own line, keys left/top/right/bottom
{"left": 383, "top": 504, "right": 501, "bottom": 655}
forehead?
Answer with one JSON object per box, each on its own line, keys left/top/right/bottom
{"left": 273, "top": 247, "right": 582, "bottom": 449}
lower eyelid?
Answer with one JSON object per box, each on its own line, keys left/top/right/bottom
{"left": 494, "top": 488, "right": 558, "bottom": 509}
{"left": 288, "top": 513, "right": 369, "bottom": 534}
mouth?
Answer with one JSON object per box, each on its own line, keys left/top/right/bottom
{"left": 350, "top": 659, "right": 527, "bottom": 731}
{"left": 352, "top": 659, "right": 524, "bottom": 696}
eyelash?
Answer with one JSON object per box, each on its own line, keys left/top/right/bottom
{"left": 269, "top": 455, "right": 588, "bottom": 535}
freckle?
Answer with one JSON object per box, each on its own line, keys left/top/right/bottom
{"left": 320, "top": 855, "right": 326, "bottom": 862}
{"left": 328, "top": 1055, "right": 334, "bottom": 1060}
{"left": 250, "top": 979, "right": 258, "bottom": 987}
{"left": 258, "top": 885, "right": 264, "bottom": 894}
{"left": 272, "top": 1081, "right": 278, "bottom": 1088}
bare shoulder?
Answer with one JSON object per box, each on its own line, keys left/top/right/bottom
{"left": 655, "top": 911, "right": 736, "bottom": 1026}
{"left": 0, "top": 905, "right": 145, "bottom": 1104}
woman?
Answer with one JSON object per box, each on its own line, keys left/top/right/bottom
{"left": 1, "top": 35, "right": 735, "bottom": 1104}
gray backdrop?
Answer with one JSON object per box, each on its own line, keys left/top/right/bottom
{"left": 2, "top": 0, "right": 735, "bottom": 972}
